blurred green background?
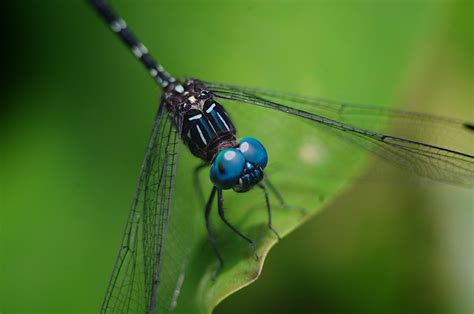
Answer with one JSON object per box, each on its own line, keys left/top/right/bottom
{"left": 1, "top": 0, "right": 473, "bottom": 313}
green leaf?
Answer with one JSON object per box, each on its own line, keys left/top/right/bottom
{"left": 155, "top": 93, "right": 372, "bottom": 313}
{"left": 0, "top": 1, "right": 449, "bottom": 313}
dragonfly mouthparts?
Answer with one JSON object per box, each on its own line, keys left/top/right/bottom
{"left": 233, "top": 162, "right": 265, "bottom": 193}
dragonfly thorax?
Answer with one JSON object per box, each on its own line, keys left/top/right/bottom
{"left": 163, "top": 79, "right": 237, "bottom": 161}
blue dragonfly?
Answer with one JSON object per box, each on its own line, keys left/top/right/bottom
{"left": 89, "top": 0, "right": 474, "bottom": 312}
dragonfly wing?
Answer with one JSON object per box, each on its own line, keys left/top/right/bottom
{"left": 101, "top": 102, "right": 180, "bottom": 313}
{"left": 207, "top": 82, "right": 474, "bottom": 187}
{"left": 206, "top": 82, "right": 474, "bottom": 156}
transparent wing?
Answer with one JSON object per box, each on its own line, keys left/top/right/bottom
{"left": 206, "top": 82, "right": 473, "bottom": 150}
{"left": 206, "top": 81, "right": 474, "bottom": 187}
{"left": 101, "top": 103, "right": 180, "bottom": 313}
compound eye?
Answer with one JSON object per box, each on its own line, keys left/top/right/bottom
{"left": 239, "top": 137, "right": 268, "bottom": 168}
{"left": 210, "top": 148, "right": 245, "bottom": 189}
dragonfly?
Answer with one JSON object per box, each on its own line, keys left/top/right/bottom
{"left": 89, "top": 0, "right": 474, "bottom": 312}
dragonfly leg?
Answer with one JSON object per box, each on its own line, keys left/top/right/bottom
{"left": 217, "top": 189, "right": 259, "bottom": 261}
{"left": 257, "top": 183, "right": 281, "bottom": 241}
{"left": 205, "top": 187, "right": 224, "bottom": 277}
{"left": 263, "top": 175, "right": 287, "bottom": 208}
{"left": 264, "top": 175, "right": 307, "bottom": 213}
{"left": 194, "top": 162, "right": 208, "bottom": 206}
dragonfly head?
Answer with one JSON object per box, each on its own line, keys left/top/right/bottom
{"left": 210, "top": 137, "right": 268, "bottom": 193}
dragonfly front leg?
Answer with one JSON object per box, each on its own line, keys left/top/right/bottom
{"left": 205, "top": 187, "right": 224, "bottom": 278}
{"left": 217, "top": 189, "right": 259, "bottom": 261}
{"left": 257, "top": 183, "right": 281, "bottom": 240}
{"left": 264, "top": 175, "right": 307, "bottom": 213}
{"left": 193, "top": 162, "right": 208, "bottom": 206}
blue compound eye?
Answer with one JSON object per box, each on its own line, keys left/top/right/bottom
{"left": 239, "top": 137, "right": 268, "bottom": 168}
{"left": 210, "top": 148, "right": 245, "bottom": 189}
